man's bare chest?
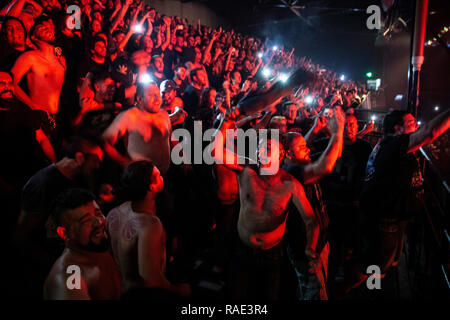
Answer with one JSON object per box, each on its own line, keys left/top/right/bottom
{"left": 240, "top": 169, "right": 292, "bottom": 215}
{"left": 30, "top": 56, "right": 65, "bottom": 81}
{"left": 134, "top": 113, "right": 170, "bottom": 139}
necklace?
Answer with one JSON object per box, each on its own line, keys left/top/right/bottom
{"left": 36, "top": 48, "right": 66, "bottom": 70}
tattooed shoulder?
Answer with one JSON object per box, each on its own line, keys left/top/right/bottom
{"left": 107, "top": 209, "right": 120, "bottom": 234}
{"left": 122, "top": 214, "right": 159, "bottom": 241}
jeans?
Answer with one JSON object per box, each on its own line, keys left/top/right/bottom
{"left": 358, "top": 215, "right": 409, "bottom": 275}
{"left": 378, "top": 219, "right": 408, "bottom": 273}
{"left": 287, "top": 242, "right": 329, "bottom": 300}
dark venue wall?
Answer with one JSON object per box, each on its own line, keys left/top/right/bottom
{"left": 144, "top": 0, "right": 230, "bottom": 29}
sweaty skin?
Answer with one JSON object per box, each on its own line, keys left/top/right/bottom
{"left": 104, "top": 107, "right": 172, "bottom": 173}
{"left": 12, "top": 50, "right": 65, "bottom": 114}
{"left": 215, "top": 164, "right": 239, "bottom": 205}
{"left": 237, "top": 166, "right": 315, "bottom": 251}
{"left": 103, "top": 84, "right": 172, "bottom": 174}
{"left": 43, "top": 201, "right": 121, "bottom": 300}
{"left": 212, "top": 112, "right": 319, "bottom": 254}
{"left": 43, "top": 248, "right": 122, "bottom": 300}
{"left": 11, "top": 18, "right": 65, "bottom": 114}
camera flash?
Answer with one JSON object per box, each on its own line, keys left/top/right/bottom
{"left": 133, "top": 24, "right": 144, "bottom": 33}
{"left": 139, "top": 73, "right": 153, "bottom": 84}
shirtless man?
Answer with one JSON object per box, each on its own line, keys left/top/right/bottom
{"left": 102, "top": 82, "right": 172, "bottom": 174}
{"left": 107, "top": 161, "right": 190, "bottom": 299}
{"left": 43, "top": 188, "right": 121, "bottom": 300}
{"left": 212, "top": 108, "right": 319, "bottom": 299}
{"left": 11, "top": 15, "right": 66, "bottom": 115}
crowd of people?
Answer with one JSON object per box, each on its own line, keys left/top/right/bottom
{"left": 1, "top": 0, "right": 449, "bottom": 300}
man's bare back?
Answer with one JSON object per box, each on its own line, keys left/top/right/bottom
{"left": 44, "top": 248, "right": 121, "bottom": 300}
{"left": 237, "top": 166, "right": 303, "bottom": 250}
{"left": 12, "top": 50, "right": 65, "bottom": 114}
{"left": 107, "top": 201, "right": 167, "bottom": 293}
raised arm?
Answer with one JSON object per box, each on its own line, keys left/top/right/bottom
{"left": 160, "top": 16, "right": 172, "bottom": 51}
{"left": 145, "top": 16, "right": 153, "bottom": 36}
{"left": 110, "top": 0, "right": 132, "bottom": 34}
{"left": 408, "top": 109, "right": 450, "bottom": 153}
{"left": 109, "top": 0, "right": 122, "bottom": 22}
{"left": 304, "top": 114, "right": 327, "bottom": 146}
{"left": 1, "top": 0, "right": 26, "bottom": 17}
{"left": 237, "top": 68, "right": 317, "bottom": 117}
{"left": 356, "top": 120, "right": 374, "bottom": 139}
{"left": 202, "top": 31, "right": 219, "bottom": 64}
{"left": 117, "top": 5, "right": 142, "bottom": 52}
{"left": 212, "top": 108, "right": 247, "bottom": 171}
{"left": 0, "top": 0, "right": 16, "bottom": 16}
{"left": 249, "top": 57, "right": 263, "bottom": 78}
{"left": 303, "top": 107, "right": 345, "bottom": 184}
{"left": 224, "top": 46, "right": 234, "bottom": 72}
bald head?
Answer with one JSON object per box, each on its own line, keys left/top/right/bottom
{"left": 138, "top": 83, "right": 162, "bottom": 113}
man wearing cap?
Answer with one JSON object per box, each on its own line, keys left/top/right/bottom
{"left": 11, "top": 15, "right": 66, "bottom": 115}
{"left": 160, "top": 79, "right": 186, "bottom": 128}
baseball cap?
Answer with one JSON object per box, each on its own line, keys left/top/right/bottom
{"left": 160, "top": 80, "right": 177, "bottom": 93}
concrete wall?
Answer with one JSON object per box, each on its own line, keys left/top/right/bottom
{"left": 145, "top": 0, "right": 229, "bottom": 29}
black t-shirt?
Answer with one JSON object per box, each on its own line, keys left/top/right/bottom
{"left": 22, "top": 164, "right": 76, "bottom": 217}
{"left": 0, "top": 44, "right": 30, "bottom": 70}
{"left": 151, "top": 71, "right": 166, "bottom": 89}
{"left": 282, "top": 163, "right": 329, "bottom": 259}
{"left": 360, "top": 134, "right": 423, "bottom": 220}
{"left": 322, "top": 139, "right": 372, "bottom": 207}
{"left": 174, "top": 79, "right": 188, "bottom": 98}
{"left": 182, "top": 84, "right": 203, "bottom": 120}
{"left": 77, "top": 57, "right": 107, "bottom": 86}
{"left": 173, "top": 47, "right": 185, "bottom": 65}
{"left": 0, "top": 99, "right": 49, "bottom": 188}
{"left": 21, "top": 164, "right": 79, "bottom": 249}
{"left": 78, "top": 107, "right": 121, "bottom": 137}
{"left": 182, "top": 47, "right": 195, "bottom": 64}
{"left": 163, "top": 49, "right": 176, "bottom": 79}
{"left": 205, "top": 65, "right": 221, "bottom": 90}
